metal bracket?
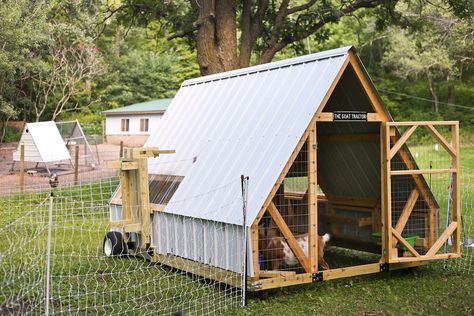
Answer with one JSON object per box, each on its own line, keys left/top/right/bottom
{"left": 380, "top": 263, "right": 390, "bottom": 272}
{"left": 312, "top": 272, "right": 323, "bottom": 282}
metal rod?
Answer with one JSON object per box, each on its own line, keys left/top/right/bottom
{"left": 45, "top": 191, "right": 54, "bottom": 315}
{"left": 241, "top": 175, "right": 249, "bottom": 307}
{"left": 444, "top": 169, "right": 454, "bottom": 269}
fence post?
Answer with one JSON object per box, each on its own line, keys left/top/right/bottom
{"left": 240, "top": 175, "right": 249, "bottom": 307}
{"left": 45, "top": 190, "right": 54, "bottom": 315}
{"left": 19, "top": 143, "right": 24, "bottom": 191}
{"left": 119, "top": 141, "right": 124, "bottom": 159}
{"left": 74, "top": 145, "right": 79, "bottom": 184}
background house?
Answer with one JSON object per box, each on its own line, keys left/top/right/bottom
{"left": 103, "top": 99, "right": 172, "bottom": 147}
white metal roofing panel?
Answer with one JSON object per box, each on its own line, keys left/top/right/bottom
{"left": 146, "top": 47, "right": 350, "bottom": 226}
{"left": 13, "top": 121, "right": 71, "bottom": 163}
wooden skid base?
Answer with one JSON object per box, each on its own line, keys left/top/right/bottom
{"left": 250, "top": 261, "right": 430, "bottom": 291}
{"left": 151, "top": 253, "right": 453, "bottom": 292}
{"left": 152, "top": 253, "right": 242, "bottom": 288}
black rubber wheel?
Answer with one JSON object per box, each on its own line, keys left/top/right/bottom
{"left": 103, "top": 231, "right": 127, "bottom": 257}
{"left": 259, "top": 290, "right": 269, "bottom": 300}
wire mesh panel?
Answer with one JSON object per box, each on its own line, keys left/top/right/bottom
{"left": 0, "top": 168, "right": 245, "bottom": 315}
{"left": 449, "top": 166, "right": 474, "bottom": 274}
{"left": 384, "top": 122, "right": 461, "bottom": 263}
{"left": 0, "top": 187, "right": 50, "bottom": 314}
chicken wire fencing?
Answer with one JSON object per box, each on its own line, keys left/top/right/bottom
{"left": 0, "top": 173, "right": 246, "bottom": 315}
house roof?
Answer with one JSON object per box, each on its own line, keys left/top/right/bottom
{"left": 145, "top": 46, "right": 354, "bottom": 225}
{"left": 103, "top": 98, "right": 172, "bottom": 115}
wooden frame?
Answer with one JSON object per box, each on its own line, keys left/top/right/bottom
{"left": 382, "top": 121, "right": 461, "bottom": 263}
{"left": 107, "top": 147, "right": 175, "bottom": 249}
{"left": 246, "top": 50, "right": 461, "bottom": 290}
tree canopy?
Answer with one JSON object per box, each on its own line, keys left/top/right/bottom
{"left": 0, "top": 0, "right": 473, "bottom": 141}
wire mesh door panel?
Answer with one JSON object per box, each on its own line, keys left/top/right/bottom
{"left": 381, "top": 121, "right": 461, "bottom": 264}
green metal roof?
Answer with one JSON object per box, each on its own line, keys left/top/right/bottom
{"left": 103, "top": 98, "right": 172, "bottom": 115}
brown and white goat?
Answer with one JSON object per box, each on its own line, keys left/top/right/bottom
{"left": 260, "top": 232, "right": 330, "bottom": 271}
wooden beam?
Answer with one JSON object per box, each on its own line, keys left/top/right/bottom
{"left": 380, "top": 123, "right": 392, "bottom": 263}
{"left": 425, "top": 221, "right": 458, "bottom": 257}
{"left": 367, "top": 113, "right": 382, "bottom": 121}
{"left": 259, "top": 270, "right": 296, "bottom": 278}
{"left": 425, "top": 125, "right": 456, "bottom": 158}
{"left": 347, "top": 52, "right": 391, "bottom": 121}
{"left": 324, "top": 263, "right": 380, "bottom": 281}
{"left": 390, "top": 252, "right": 460, "bottom": 264}
{"left": 393, "top": 189, "right": 419, "bottom": 247}
{"left": 391, "top": 168, "right": 456, "bottom": 176}
{"left": 138, "top": 158, "right": 151, "bottom": 247}
{"left": 325, "top": 195, "right": 378, "bottom": 207}
{"left": 316, "top": 112, "right": 334, "bottom": 121}
{"left": 451, "top": 123, "right": 461, "bottom": 255}
{"left": 251, "top": 224, "right": 260, "bottom": 279}
{"left": 120, "top": 170, "right": 131, "bottom": 222}
{"left": 153, "top": 253, "right": 242, "bottom": 288}
{"left": 308, "top": 127, "right": 317, "bottom": 273}
{"left": 389, "top": 125, "right": 417, "bottom": 160}
{"left": 267, "top": 202, "right": 310, "bottom": 272}
{"left": 109, "top": 219, "right": 132, "bottom": 228}
{"left": 252, "top": 260, "right": 430, "bottom": 291}
{"left": 387, "top": 121, "right": 458, "bottom": 126}
{"left": 319, "top": 213, "right": 372, "bottom": 227}
{"left": 316, "top": 112, "right": 382, "bottom": 122}
{"left": 392, "top": 229, "right": 420, "bottom": 258}
{"left": 318, "top": 133, "right": 379, "bottom": 142}
{"left": 124, "top": 223, "right": 142, "bottom": 233}
{"left": 19, "top": 143, "right": 25, "bottom": 190}
{"left": 74, "top": 145, "right": 79, "bottom": 184}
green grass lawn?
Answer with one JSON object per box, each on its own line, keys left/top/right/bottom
{"left": 1, "top": 145, "right": 473, "bottom": 315}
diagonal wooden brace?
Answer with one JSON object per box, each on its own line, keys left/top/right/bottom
{"left": 389, "top": 125, "right": 417, "bottom": 160}
{"left": 425, "top": 125, "right": 456, "bottom": 158}
{"left": 392, "top": 189, "right": 419, "bottom": 247}
{"left": 268, "top": 201, "right": 310, "bottom": 272}
{"left": 426, "top": 221, "right": 458, "bottom": 257}
{"left": 392, "top": 229, "right": 420, "bottom": 257}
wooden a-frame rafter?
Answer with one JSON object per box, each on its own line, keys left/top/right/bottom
{"left": 250, "top": 49, "right": 452, "bottom": 282}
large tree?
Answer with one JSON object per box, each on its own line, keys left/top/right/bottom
{"left": 106, "top": 0, "right": 471, "bottom": 75}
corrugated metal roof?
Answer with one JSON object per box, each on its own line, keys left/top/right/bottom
{"left": 103, "top": 98, "right": 173, "bottom": 114}
{"left": 145, "top": 46, "right": 352, "bottom": 226}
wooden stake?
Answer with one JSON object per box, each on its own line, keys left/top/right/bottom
{"left": 380, "top": 123, "right": 392, "bottom": 262}
{"left": 119, "top": 141, "right": 124, "bottom": 158}
{"left": 74, "top": 145, "right": 79, "bottom": 184}
{"left": 451, "top": 123, "right": 461, "bottom": 255}
{"left": 19, "top": 143, "right": 24, "bottom": 191}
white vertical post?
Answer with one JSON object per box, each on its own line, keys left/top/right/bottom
{"left": 45, "top": 191, "right": 53, "bottom": 315}
{"left": 240, "top": 175, "right": 249, "bottom": 307}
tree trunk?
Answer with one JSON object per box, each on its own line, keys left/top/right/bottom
{"left": 447, "top": 83, "right": 455, "bottom": 105}
{"left": 192, "top": 0, "right": 237, "bottom": 75}
{"left": 427, "top": 76, "right": 439, "bottom": 113}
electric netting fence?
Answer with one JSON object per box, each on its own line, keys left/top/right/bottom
{"left": 0, "top": 170, "right": 245, "bottom": 315}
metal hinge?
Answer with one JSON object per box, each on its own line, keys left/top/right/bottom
{"left": 380, "top": 263, "right": 390, "bottom": 272}
{"left": 312, "top": 272, "right": 323, "bottom": 282}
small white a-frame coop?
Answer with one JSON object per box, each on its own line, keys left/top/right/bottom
{"left": 106, "top": 46, "right": 461, "bottom": 291}
{"left": 56, "top": 119, "right": 99, "bottom": 166}
{"left": 12, "top": 121, "right": 72, "bottom": 174}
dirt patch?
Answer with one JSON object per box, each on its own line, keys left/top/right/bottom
{"left": 0, "top": 143, "right": 120, "bottom": 192}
